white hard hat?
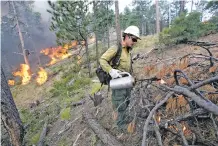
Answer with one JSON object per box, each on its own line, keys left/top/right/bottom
{"left": 123, "top": 25, "right": 140, "bottom": 39}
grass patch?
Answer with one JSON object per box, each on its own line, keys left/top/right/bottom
{"left": 31, "top": 132, "right": 41, "bottom": 145}
{"left": 20, "top": 100, "right": 61, "bottom": 145}
{"left": 90, "top": 83, "right": 102, "bottom": 95}
{"left": 60, "top": 107, "right": 71, "bottom": 120}
{"left": 133, "top": 35, "right": 158, "bottom": 53}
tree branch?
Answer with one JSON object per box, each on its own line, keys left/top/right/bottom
{"left": 141, "top": 92, "right": 174, "bottom": 146}
{"left": 189, "top": 76, "right": 218, "bottom": 90}
{"left": 175, "top": 122, "right": 189, "bottom": 146}
{"left": 210, "top": 114, "right": 218, "bottom": 138}
{"left": 174, "top": 70, "right": 208, "bottom": 101}
{"left": 159, "top": 108, "right": 207, "bottom": 127}
{"left": 153, "top": 115, "right": 163, "bottom": 146}
{"left": 163, "top": 85, "right": 218, "bottom": 115}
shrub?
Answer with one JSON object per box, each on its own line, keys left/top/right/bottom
{"left": 159, "top": 12, "right": 217, "bottom": 45}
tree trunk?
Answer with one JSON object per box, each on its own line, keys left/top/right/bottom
{"left": 191, "top": 0, "right": 193, "bottom": 12}
{"left": 11, "top": 1, "right": 30, "bottom": 66}
{"left": 146, "top": 21, "right": 149, "bottom": 35}
{"left": 140, "top": 4, "right": 144, "bottom": 35}
{"left": 115, "top": 1, "right": 121, "bottom": 46}
{"left": 93, "top": 1, "right": 99, "bottom": 67}
{"left": 107, "top": 3, "right": 110, "bottom": 48}
{"left": 155, "top": 0, "right": 160, "bottom": 34}
{"left": 168, "top": 3, "right": 171, "bottom": 28}
{"left": 1, "top": 67, "right": 24, "bottom": 146}
{"left": 179, "top": 0, "right": 185, "bottom": 15}
{"left": 85, "top": 39, "right": 91, "bottom": 77}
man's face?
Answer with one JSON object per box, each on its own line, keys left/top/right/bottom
{"left": 125, "top": 35, "right": 138, "bottom": 48}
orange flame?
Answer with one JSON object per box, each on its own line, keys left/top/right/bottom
{"left": 13, "top": 64, "right": 31, "bottom": 85}
{"left": 36, "top": 67, "right": 48, "bottom": 85}
{"left": 8, "top": 80, "right": 15, "bottom": 86}
{"left": 183, "top": 125, "right": 186, "bottom": 132}
{"left": 157, "top": 116, "right": 161, "bottom": 123}
{"left": 40, "top": 43, "right": 73, "bottom": 66}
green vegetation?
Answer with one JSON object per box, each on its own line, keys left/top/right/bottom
{"left": 90, "top": 83, "right": 102, "bottom": 96}
{"left": 60, "top": 107, "right": 71, "bottom": 120}
{"left": 18, "top": 64, "right": 93, "bottom": 145}
{"left": 159, "top": 12, "right": 217, "bottom": 45}
{"left": 31, "top": 132, "right": 41, "bottom": 145}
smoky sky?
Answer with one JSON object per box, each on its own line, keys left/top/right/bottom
{"left": 33, "top": 0, "right": 53, "bottom": 22}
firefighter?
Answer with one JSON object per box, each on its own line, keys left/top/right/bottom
{"left": 99, "top": 26, "right": 140, "bottom": 133}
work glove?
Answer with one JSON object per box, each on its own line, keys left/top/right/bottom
{"left": 109, "top": 69, "right": 122, "bottom": 79}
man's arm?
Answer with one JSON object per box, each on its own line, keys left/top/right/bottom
{"left": 99, "top": 47, "right": 117, "bottom": 73}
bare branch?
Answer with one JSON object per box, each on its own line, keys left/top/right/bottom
{"left": 189, "top": 76, "right": 218, "bottom": 90}
{"left": 164, "top": 85, "right": 218, "bottom": 115}
{"left": 72, "top": 128, "right": 87, "bottom": 146}
{"left": 200, "top": 46, "right": 214, "bottom": 67}
{"left": 210, "top": 114, "right": 218, "bottom": 138}
{"left": 141, "top": 92, "right": 174, "bottom": 146}
{"left": 13, "top": 52, "right": 23, "bottom": 56}
{"left": 11, "top": 24, "right": 17, "bottom": 30}
{"left": 175, "top": 122, "right": 189, "bottom": 146}
{"left": 159, "top": 108, "right": 207, "bottom": 127}
{"left": 153, "top": 115, "right": 163, "bottom": 146}
{"left": 174, "top": 69, "right": 209, "bottom": 101}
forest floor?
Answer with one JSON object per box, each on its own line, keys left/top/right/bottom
{"left": 10, "top": 33, "right": 218, "bottom": 146}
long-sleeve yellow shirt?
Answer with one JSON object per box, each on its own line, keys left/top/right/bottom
{"left": 99, "top": 45, "right": 131, "bottom": 73}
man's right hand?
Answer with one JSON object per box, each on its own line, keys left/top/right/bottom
{"left": 109, "top": 69, "right": 122, "bottom": 79}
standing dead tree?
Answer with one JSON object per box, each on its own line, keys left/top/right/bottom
{"left": 10, "top": 1, "right": 30, "bottom": 66}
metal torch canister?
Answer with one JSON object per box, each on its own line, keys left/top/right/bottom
{"left": 109, "top": 72, "right": 135, "bottom": 90}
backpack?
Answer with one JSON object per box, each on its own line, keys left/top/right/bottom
{"left": 96, "top": 43, "right": 122, "bottom": 85}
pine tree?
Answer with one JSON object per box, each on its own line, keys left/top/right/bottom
{"left": 48, "top": 1, "right": 92, "bottom": 77}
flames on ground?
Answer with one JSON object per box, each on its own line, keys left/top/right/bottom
{"left": 13, "top": 64, "right": 32, "bottom": 85}
{"left": 40, "top": 41, "right": 78, "bottom": 66}
{"left": 8, "top": 80, "right": 15, "bottom": 86}
{"left": 8, "top": 64, "right": 48, "bottom": 86}
{"left": 36, "top": 67, "right": 48, "bottom": 85}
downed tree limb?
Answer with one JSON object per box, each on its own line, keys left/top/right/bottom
{"left": 159, "top": 108, "right": 207, "bottom": 127}
{"left": 141, "top": 92, "right": 174, "bottom": 146}
{"left": 72, "top": 128, "right": 87, "bottom": 146}
{"left": 71, "top": 99, "right": 86, "bottom": 107}
{"left": 174, "top": 70, "right": 209, "bottom": 102}
{"left": 153, "top": 115, "right": 163, "bottom": 146}
{"left": 175, "top": 122, "right": 189, "bottom": 146}
{"left": 37, "top": 122, "right": 47, "bottom": 146}
{"left": 189, "top": 76, "right": 218, "bottom": 90}
{"left": 83, "top": 109, "right": 123, "bottom": 146}
{"left": 210, "top": 114, "right": 218, "bottom": 139}
{"left": 165, "top": 86, "right": 218, "bottom": 115}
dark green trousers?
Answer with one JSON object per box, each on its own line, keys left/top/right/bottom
{"left": 112, "top": 88, "right": 131, "bottom": 132}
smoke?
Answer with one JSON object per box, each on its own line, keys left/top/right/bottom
{"left": 33, "top": 1, "right": 52, "bottom": 22}
{"left": 1, "top": 1, "right": 9, "bottom": 16}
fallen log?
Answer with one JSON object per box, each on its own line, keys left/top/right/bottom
{"left": 37, "top": 122, "right": 47, "bottom": 146}
{"left": 83, "top": 109, "right": 123, "bottom": 146}
{"left": 71, "top": 99, "right": 86, "bottom": 107}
